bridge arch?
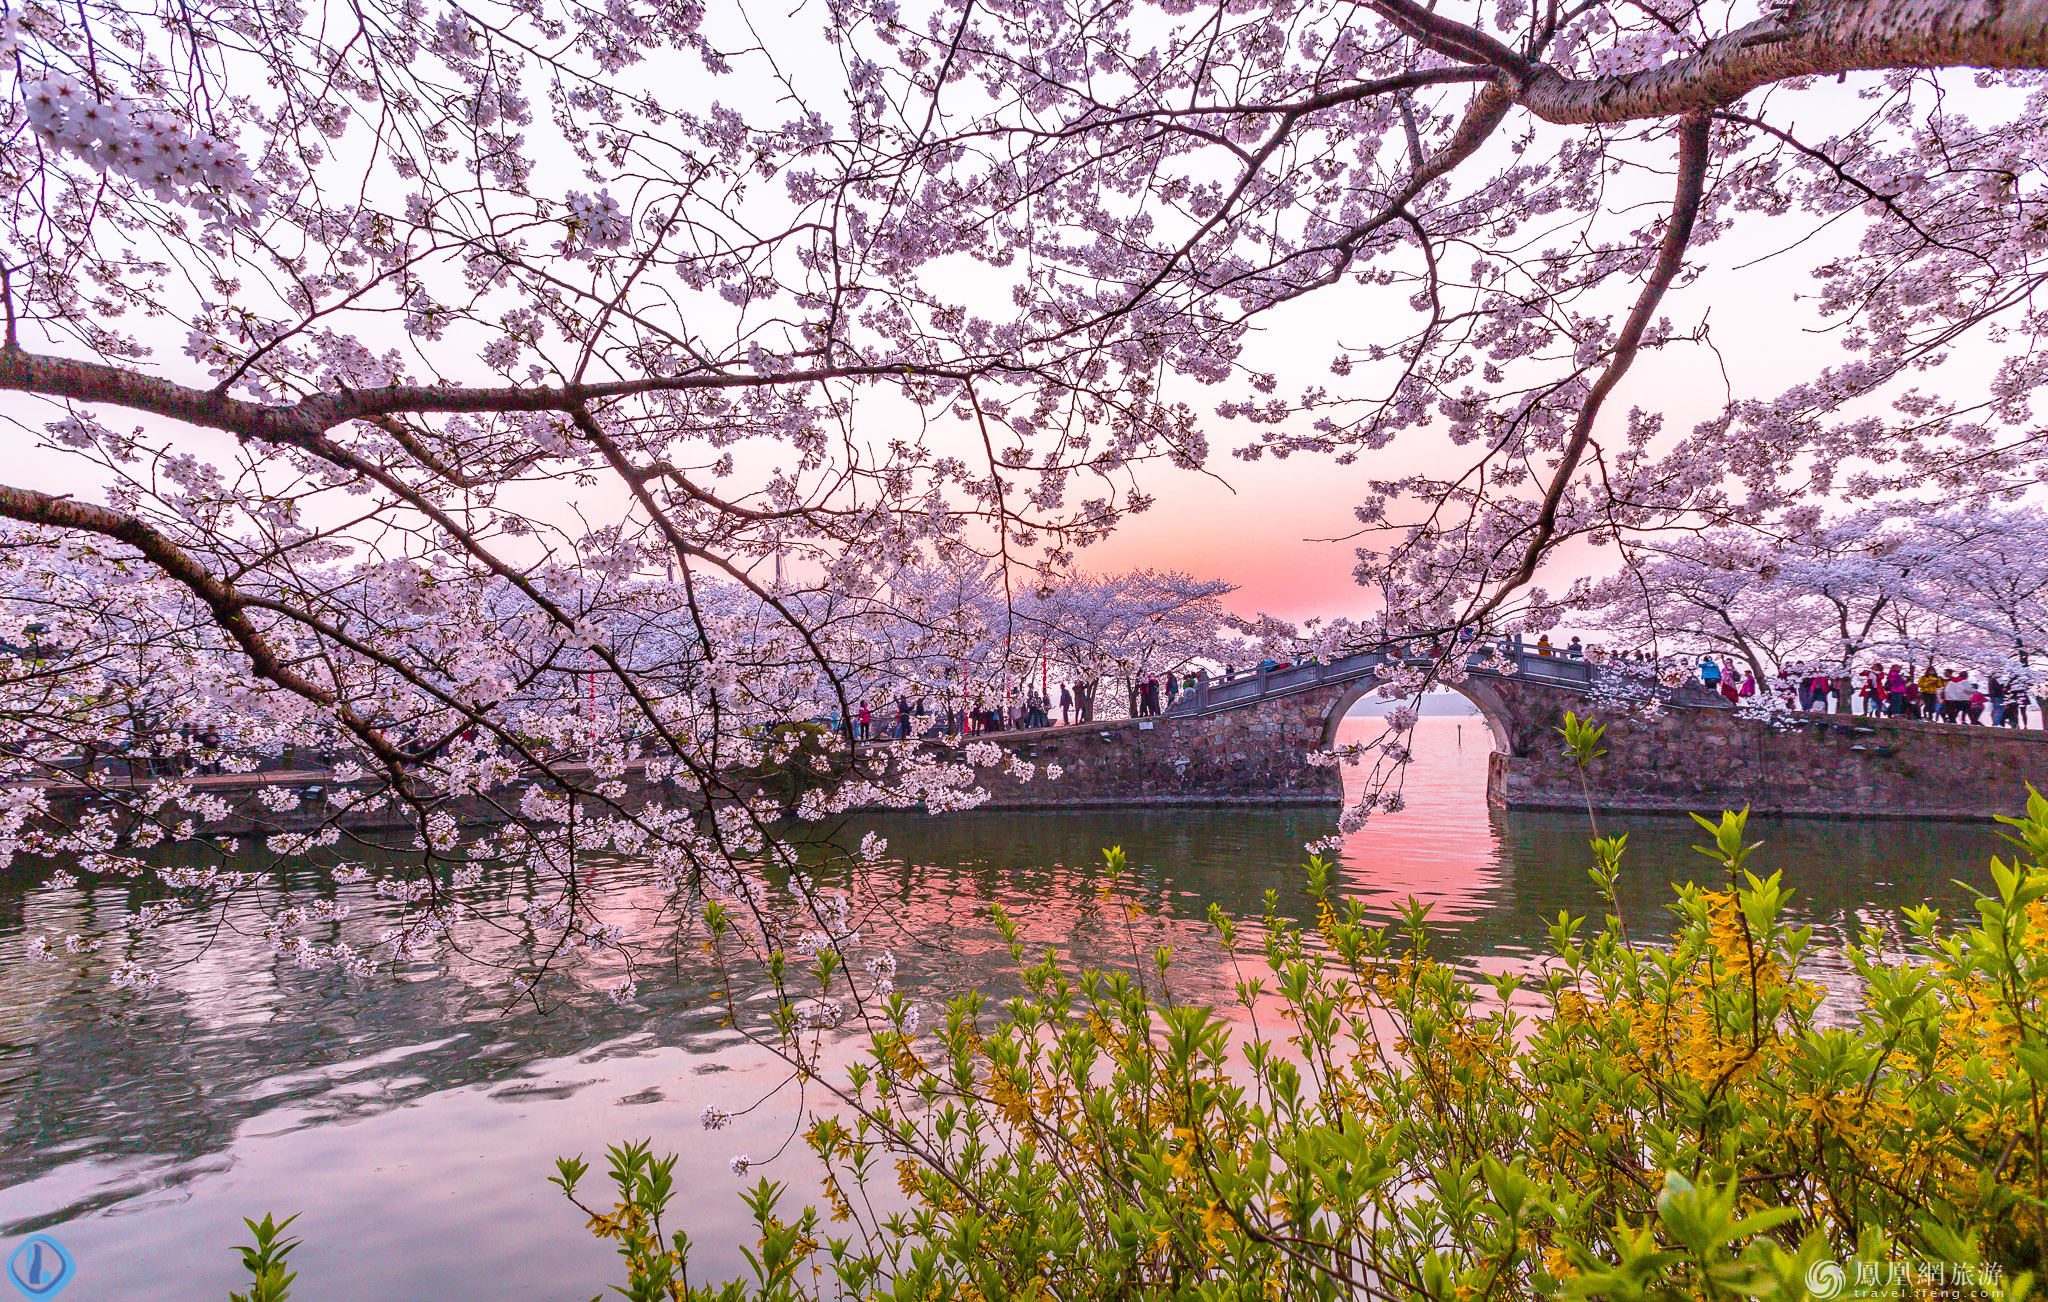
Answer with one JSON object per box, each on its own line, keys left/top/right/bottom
{"left": 1170, "top": 644, "right": 1594, "bottom": 765}
{"left": 1314, "top": 678, "right": 1518, "bottom": 755}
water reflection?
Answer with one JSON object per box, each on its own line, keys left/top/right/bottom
{"left": 0, "top": 716, "right": 2004, "bottom": 1299}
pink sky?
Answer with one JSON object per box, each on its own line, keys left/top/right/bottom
{"left": 1071, "top": 333, "right": 1749, "bottom": 625}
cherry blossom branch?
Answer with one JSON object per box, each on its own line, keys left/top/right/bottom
{"left": 0, "top": 483, "right": 416, "bottom": 770}
{"left": 1468, "top": 110, "right": 1713, "bottom": 629}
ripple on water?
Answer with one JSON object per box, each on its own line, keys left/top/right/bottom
{"left": 0, "top": 715, "right": 2004, "bottom": 1299}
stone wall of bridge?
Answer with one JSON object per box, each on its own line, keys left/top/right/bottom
{"left": 943, "top": 700, "right": 1344, "bottom": 810}
{"left": 955, "top": 668, "right": 2048, "bottom": 821}
{"left": 1486, "top": 701, "right": 2048, "bottom": 821}
{"left": 1436, "top": 666, "right": 2048, "bottom": 820}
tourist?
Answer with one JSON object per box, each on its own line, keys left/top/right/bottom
{"left": 1700, "top": 655, "right": 1721, "bottom": 694}
{"left": 1565, "top": 636, "right": 1583, "bottom": 660}
{"left": 1968, "top": 681, "right": 1988, "bottom": 725}
{"left": 1537, "top": 634, "right": 1554, "bottom": 657}
{"left": 1884, "top": 664, "right": 1911, "bottom": 716}
{"left": 1940, "top": 673, "right": 1969, "bottom": 724}
{"left": 1917, "top": 666, "right": 1944, "bottom": 719}
{"left": 1165, "top": 671, "right": 1179, "bottom": 706}
{"left": 1060, "top": 684, "right": 1073, "bottom": 726}
{"left": 856, "top": 703, "right": 871, "bottom": 740}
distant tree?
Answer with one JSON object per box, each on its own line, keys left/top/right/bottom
{"left": 1902, "top": 506, "right": 2048, "bottom": 668}
{"left": 1574, "top": 503, "right": 2048, "bottom": 706}
{"left": 1570, "top": 530, "right": 1810, "bottom": 684}
{"left": 1021, "top": 571, "right": 1238, "bottom": 718}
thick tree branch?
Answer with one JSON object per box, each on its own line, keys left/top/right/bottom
{"left": 1364, "top": 1, "right": 2048, "bottom": 124}
{"left": 1514, "top": 0, "right": 2048, "bottom": 125}
{"left": 1365, "top": 0, "right": 1538, "bottom": 80}
{"left": 0, "top": 347, "right": 985, "bottom": 442}
{"left": 1470, "top": 111, "right": 1714, "bottom": 627}
{"left": 0, "top": 484, "right": 417, "bottom": 771}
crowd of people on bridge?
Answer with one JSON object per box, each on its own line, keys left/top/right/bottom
{"left": 848, "top": 634, "right": 2047, "bottom": 746}
{"left": 1675, "top": 655, "right": 2033, "bottom": 726}
{"left": 1768, "top": 663, "right": 2032, "bottom": 726}
{"left": 1530, "top": 632, "right": 2042, "bottom": 729}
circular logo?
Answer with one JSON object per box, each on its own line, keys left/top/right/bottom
{"left": 6, "top": 1235, "right": 76, "bottom": 1300}
{"left": 1807, "top": 1260, "right": 1847, "bottom": 1300}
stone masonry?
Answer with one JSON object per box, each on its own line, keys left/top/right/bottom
{"left": 949, "top": 698, "right": 1344, "bottom": 810}
{"left": 1487, "top": 698, "right": 2048, "bottom": 821}
{"left": 957, "top": 668, "right": 2048, "bottom": 821}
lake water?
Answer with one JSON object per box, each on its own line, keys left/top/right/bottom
{"left": 0, "top": 716, "right": 2008, "bottom": 1300}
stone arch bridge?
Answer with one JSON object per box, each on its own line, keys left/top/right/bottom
{"left": 963, "top": 645, "right": 2048, "bottom": 821}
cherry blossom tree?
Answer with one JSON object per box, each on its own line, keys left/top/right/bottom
{"left": 1018, "top": 570, "right": 1238, "bottom": 720}
{"left": 832, "top": 561, "right": 1236, "bottom": 726}
{"left": 1573, "top": 506, "right": 1952, "bottom": 696}
{"left": 7, "top": 0, "right": 2048, "bottom": 995}
{"left": 1575, "top": 503, "right": 2048, "bottom": 710}
{"left": 1569, "top": 528, "right": 1817, "bottom": 682}
{"left": 1901, "top": 505, "right": 2048, "bottom": 671}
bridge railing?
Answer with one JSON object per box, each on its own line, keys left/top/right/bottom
{"left": 1169, "top": 639, "right": 1596, "bottom": 716}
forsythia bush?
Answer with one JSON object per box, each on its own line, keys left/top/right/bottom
{"left": 558, "top": 798, "right": 2048, "bottom": 1301}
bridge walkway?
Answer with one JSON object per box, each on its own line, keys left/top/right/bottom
{"left": 1167, "top": 641, "right": 1596, "bottom": 718}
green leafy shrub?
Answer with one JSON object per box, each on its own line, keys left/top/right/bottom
{"left": 228, "top": 1213, "right": 300, "bottom": 1302}
{"left": 564, "top": 792, "right": 2048, "bottom": 1301}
